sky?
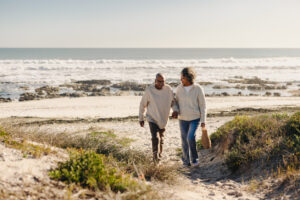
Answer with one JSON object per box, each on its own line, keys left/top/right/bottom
{"left": 0, "top": 0, "right": 300, "bottom": 48}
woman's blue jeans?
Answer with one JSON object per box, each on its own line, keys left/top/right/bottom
{"left": 179, "top": 118, "right": 200, "bottom": 165}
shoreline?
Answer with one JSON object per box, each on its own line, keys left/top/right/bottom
{"left": 1, "top": 76, "right": 300, "bottom": 102}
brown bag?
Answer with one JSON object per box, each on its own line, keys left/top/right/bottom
{"left": 201, "top": 128, "right": 211, "bottom": 149}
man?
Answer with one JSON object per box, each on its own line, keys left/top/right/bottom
{"left": 139, "top": 73, "right": 175, "bottom": 163}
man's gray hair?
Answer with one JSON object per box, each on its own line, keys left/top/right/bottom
{"left": 156, "top": 73, "right": 165, "bottom": 79}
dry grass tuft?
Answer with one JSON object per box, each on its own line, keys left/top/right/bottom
{"left": 0, "top": 128, "right": 55, "bottom": 158}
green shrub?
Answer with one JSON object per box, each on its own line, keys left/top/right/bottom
{"left": 209, "top": 113, "right": 299, "bottom": 171}
{"left": 49, "top": 150, "right": 138, "bottom": 193}
{"left": 0, "top": 128, "right": 8, "bottom": 137}
{"left": 286, "top": 112, "right": 300, "bottom": 137}
{"left": 225, "top": 148, "right": 245, "bottom": 171}
{"left": 211, "top": 114, "right": 289, "bottom": 146}
{"left": 283, "top": 112, "right": 300, "bottom": 166}
{"left": 196, "top": 139, "right": 203, "bottom": 150}
{"left": 285, "top": 112, "right": 300, "bottom": 152}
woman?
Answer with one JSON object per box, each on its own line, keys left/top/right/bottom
{"left": 173, "top": 67, "right": 207, "bottom": 167}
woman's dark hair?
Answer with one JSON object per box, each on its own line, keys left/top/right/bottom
{"left": 181, "top": 67, "right": 196, "bottom": 84}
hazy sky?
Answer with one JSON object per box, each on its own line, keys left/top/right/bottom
{"left": 1, "top": 0, "right": 300, "bottom": 48}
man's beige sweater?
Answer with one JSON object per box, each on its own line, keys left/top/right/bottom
{"left": 139, "top": 84, "right": 174, "bottom": 129}
{"left": 174, "top": 84, "right": 206, "bottom": 123}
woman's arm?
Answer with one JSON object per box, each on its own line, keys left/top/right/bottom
{"left": 171, "top": 87, "right": 179, "bottom": 118}
{"left": 197, "top": 86, "right": 207, "bottom": 126}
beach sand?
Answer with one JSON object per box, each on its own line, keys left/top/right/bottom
{"left": 1, "top": 96, "right": 300, "bottom": 118}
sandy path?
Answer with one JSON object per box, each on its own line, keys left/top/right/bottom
{"left": 99, "top": 118, "right": 260, "bottom": 200}
{"left": 97, "top": 117, "right": 233, "bottom": 160}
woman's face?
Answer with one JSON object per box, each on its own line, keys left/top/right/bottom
{"left": 181, "top": 75, "right": 191, "bottom": 86}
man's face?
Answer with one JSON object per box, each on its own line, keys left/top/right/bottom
{"left": 155, "top": 76, "right": 165, "bottom": 90}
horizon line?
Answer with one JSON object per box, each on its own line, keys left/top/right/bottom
{"left": 1, "top": 47, "right": 300, "bottom": 49}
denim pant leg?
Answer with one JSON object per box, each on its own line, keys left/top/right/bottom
{"left": 179, "top": 120, "right": 190, "bottom": 165}
{"left": 187, "top": 118, "right": 200, "bottom": 163}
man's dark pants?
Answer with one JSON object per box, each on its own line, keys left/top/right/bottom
{"left": 148, "top": 122, "right": 165, "bottom": 162}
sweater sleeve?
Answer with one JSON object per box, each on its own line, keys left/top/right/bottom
{"left": 139, "top": 89, "right": 149, "bottom": 121}
{"left": 197, "top": 87, "right": 207, "bottom": 124}
{"left": 171, "top": 87, "right": 179, "bottom": 113}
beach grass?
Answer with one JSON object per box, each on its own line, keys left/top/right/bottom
{"left": 194, "top": 112, "right": 300, "bottom": 198}
{"left": 206, "top": 112, "right": 300, "bottom": 173}
{"left": 0, "top": 128, "right": 54, "bottom": 158}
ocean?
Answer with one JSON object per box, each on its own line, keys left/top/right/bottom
{"left": 0, "top": 48, "right": 300, "bottom": 100}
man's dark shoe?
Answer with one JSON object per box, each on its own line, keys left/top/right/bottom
{"left": 183, "top": 162, "right": 191, "bottom": 167}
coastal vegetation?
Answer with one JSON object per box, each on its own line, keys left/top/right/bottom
{"left": 1, "top": 111, "right": 299, "bottom": 199}
{"left": 195, "top": 112, "right": 300, "bottom": 198}
{"left": 0, "top": 126, "right": 177, "bottom": 199}
{"left": 208, "top": 112, "right": 299, "bottom": 173}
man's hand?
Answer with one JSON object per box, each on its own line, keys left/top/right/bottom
{"left": 172, "top": 111, "right": 178, "bottom": 119}
{"left": 139, "top": 121, "right": 145, "bottom": 127}
{"left": 201, "top": 123, "right": 205, "bottom": 128}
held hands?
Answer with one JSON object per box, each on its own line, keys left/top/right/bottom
{"left": 139, "top": 121, "right": 144, "bottom": 127}
{"left": 201, "top": 123, "right": 205, "bottom": 128}
{"left": 172, "top": 111, "right": 178, "bottom": 119}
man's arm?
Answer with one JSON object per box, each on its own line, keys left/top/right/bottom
{"left": 139, "top": 89, "right": 149, "bottom": 127}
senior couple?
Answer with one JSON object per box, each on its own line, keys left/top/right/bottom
{"left": 139, "top": 67, "right": 206, "bottom": 167}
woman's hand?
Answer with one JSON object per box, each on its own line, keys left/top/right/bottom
{"left": 201, "top": 123, "right": 205, "bottom": 128}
